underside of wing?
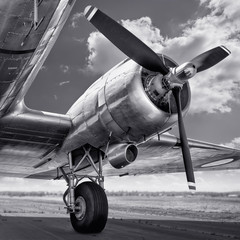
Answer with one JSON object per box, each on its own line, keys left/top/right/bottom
{"left": 100, "top": 134, "right": 240, "bottom": 177}
{"left": 0, "top": 0, "right": 75, "bottom": 116}
{"left": 27, "top": 133, "right": 240, "bottom": 180}
{"left": 98, "top": 134, "right": 240, "bottom": 177}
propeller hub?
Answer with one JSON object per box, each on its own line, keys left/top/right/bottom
{"left": 165, "top": 62, "right": 197, "bottom": 89}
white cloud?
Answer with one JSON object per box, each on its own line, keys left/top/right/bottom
{"left": 86, "top": 31, "right": 126, "bottom": 73}
{"left": 1, "top": 171, "right": 239, "bottom": 193}
{"left": 85, "top": 17, "right": 164, "bottom": 74}
{"left": 54, "top": 94, "right": 58, "bottom": 101}
{"left": 121, "top": 17, "right": 164, "bottom": 52}
{"left": 0, "top": 177, "right": 66, "bottom": 192}
{"left": 59, "top": 64, "right": 70, "bottom": 74}
{"left": 224, "top": 137, "right": 240, "bottom": 149}
{"left": 72, "top": 36, "right": 85, "bottom": 43}
{"left": 59, "top": 80, "right": 70, "bottom": 86}
{"left": 163, "top": 0, "right": 240, "bottom": 114}
{"left": 200, "top": 0, "right": 240, "bottom": 21}
{"left": 70, "top": 12, "right": 84, "bottom": 28}
{"left": 40, "top": 65, "right": 47, "bottom": 71}
{"left": 104, "top": 171, "right": 240, "bottom": 192}
{"left": 84, "top": 1, "right": 240, "bottom": 114}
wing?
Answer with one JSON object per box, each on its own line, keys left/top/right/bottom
{"left": 99, "top": 133, "right": 240, "bottom": 177}
{"left": 0, "top": 0, "right": 75, "bottom": 116}
{"left": 28, "top": 133, "right": 240, "bottom": 180}
{"left": 0, "top": 0, "right": 75, "bottom": 179}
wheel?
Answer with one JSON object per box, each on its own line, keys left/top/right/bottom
{"left": 70, "top": 181, "right": 108, "bottom": 233}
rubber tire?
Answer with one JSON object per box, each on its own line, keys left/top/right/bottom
{"left": 70, "top": 182, "right": 108, "bottom": 233}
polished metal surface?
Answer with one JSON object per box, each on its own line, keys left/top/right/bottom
{"left": 107, "top": 143, "right": 138, "bottom": 169}
{"left": 0, "top": 0, "right": 75, "bottom": 117}
{"left": 26, "top": 131, "right": 240, "bottom": 180}
{"left": 0, "top": 0, "right": 76, "bottom": 178}
{"left": 0, "top": 100, "right": 71, "bottom": 177}
{"left": 63, "top": 58, "right": 190, "bottom": 152}
{"left": 0, "top": 0, "right": 239, "bottom": 182}
{"left": 100, "top": 134, "right": 240, "bottom": 177}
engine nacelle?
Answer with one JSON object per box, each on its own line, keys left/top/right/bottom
{"left": 63, "top": 54, "right": 191, "bottom": 152}
{"left": 107, "top": 143, "right": 138, "bottom": 169}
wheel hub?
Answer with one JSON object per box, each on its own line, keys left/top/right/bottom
{"left": 74, "top": 196, "right": 86, "bottom": 220}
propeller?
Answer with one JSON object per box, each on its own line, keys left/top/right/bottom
{"left": 190, "top": 46, "right": 231, "bottom": 73}
{"left": 84, "top": 6, "right": 169, "bottom": 75}
{"left": 172, "top": 87, "right": 195, "bottom": 190}
{"left": 84, "top": 5, "right": 231, "bottom": 191}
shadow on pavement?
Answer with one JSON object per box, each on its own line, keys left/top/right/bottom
{"left": 0, "top": 215, "right": 239, "bottom": 240}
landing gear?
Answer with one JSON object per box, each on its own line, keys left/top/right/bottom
{"left": 60, "top": 146, "right": 108, "bottom": 233}
{"left": 70, "top": 182, "right": 108, "bottom": 233}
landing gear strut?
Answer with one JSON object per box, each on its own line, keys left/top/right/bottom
{"left": 60, "top": 147, "right": 108, "bottom": 233}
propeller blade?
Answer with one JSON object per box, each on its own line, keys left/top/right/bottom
{"left": 84, "top": 6, "right": 169, "bottom": 75}
{"left": 172, "top": 87, "right": 196, "bottom": 191}
{"left": 190, "top": 46, "right": 230, "bottom": 73}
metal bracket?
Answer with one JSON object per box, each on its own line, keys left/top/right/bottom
{"left": 33, "top": 0, "right": 44, "bottom": 30}
{"left": 59, "top": 153, "right": 75, "bottom": 213}
{"left": 74, "top": 146, "right": 105, "bottom": 188}
{"left": 60, "top": 146, "right": 105, "bottom": 213}
{"left": 34, "top": 0, "right": 39, "bottom": 30}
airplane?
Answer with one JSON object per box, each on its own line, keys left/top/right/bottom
{"left": 0, "top": 0, "right": 239, "bottom": 234}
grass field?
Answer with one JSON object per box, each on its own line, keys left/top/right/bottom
{"left": 108, "top": 192, "right": 240, "bottom": 221}
{"left": 0, "top": 191, "right": 239, "bottom": 221}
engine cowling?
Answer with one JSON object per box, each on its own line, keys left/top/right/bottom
{"left": 63, "top": 54, "right": 191, "bottom": 152}
{"left": 107, "top": 143, "right": 138, "bottom": 169}
{"left": 102, "top": 55, "right": 191, "bottom": 140}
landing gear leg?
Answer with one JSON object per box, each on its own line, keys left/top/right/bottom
{"left": 60, "top": 148, "right": 108, "bottom": 233}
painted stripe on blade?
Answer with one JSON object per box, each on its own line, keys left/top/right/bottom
{"left": 84, "top": 5, "right": 98, "bottom": 21}
{"left": 220, "top": 45, "right": 231, "bottom": 55}
{"left": 188, "top": 182, "right": 196, "bottom": 190}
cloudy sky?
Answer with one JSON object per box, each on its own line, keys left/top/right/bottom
{"left": 6, "top": 0, "right": 240, "bottom": 192}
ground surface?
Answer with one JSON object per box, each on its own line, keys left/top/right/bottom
{"left": 0, "top": 192, "right": 239, "bottom": 240}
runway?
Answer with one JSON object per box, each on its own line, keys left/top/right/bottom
{"left": 0, "top": 215, "right": 239, "bottom": 240}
